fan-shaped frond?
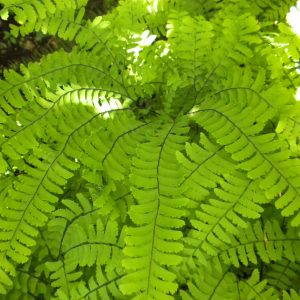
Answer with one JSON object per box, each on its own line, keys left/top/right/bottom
{"left": 0, "top": 0, "right": 299, "bottom": 298}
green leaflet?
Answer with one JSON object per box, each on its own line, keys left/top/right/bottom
{"left": 0, "top": 0, "right": 300, "bottom": 298}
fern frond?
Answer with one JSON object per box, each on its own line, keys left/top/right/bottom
{"left": 0, "top": 0, "right": 299, "bottom": 298}
{"left": 0, "top": 265, "right": 51, "bottom": 300}
{"left": 0, "top": 150, "right": 78, "bottom": 291}
{"left": 276, "top": 104, "right": 300, "bottom": 157}
{"left": 210, "top": 220, "right": 300, "bottom": 269}
{"left": 283, "top": 289, "right": 300, "bottom": 300}
{"left": 238, "top": 269, "right": 278, "bottom": 300}
{"left": 0, "top": 49, "right": 131, "bottom": 119}
{"left": 1, "top": 86, "right": 101, "bottom": 160}
{"left": 94, "top": 183, "right": 135, "bottom": 223}
{"left": 266, "top": 259, "right": 300, "bottom": 291}
{"left": 120, "top": 117, "right": 189, "bottom": 299}
{"left": 61, "top": 218, "right": 121, "bottom": 268}
{"left": 200, "top": 65, "right": 300, "bottom": 157}
{"left": 250, "top": 0, "right": 298, "bottom": 22}
{"left": 167, "top": 11, "right": 214, "bottom": 87}
{"left": 78, "top": 109, "right": 147, "bottom": 181}
{"left": 46, "top": 218, "right": 122, "bottom": 297}
{"left": 58, "top": 267, "right": 125, "bottom": 300}
{"left": 177, "top": 132, "right": 239, "bottom": 204}
{"left": 0, "top": 0, "right": 88, "bottom": 37}
{"left": 44, "top": 191, "right": 124, "bottom": 298}
{"left": 46, "top": 193, "right": 100, "bottom": 257}
{"left": 183, "top": 175, "right": 264, "bottom": 268}
{"left": 181, "top": 218, "right": 300, "bottom": 279}
{"left": 181, "top": 267, "right": 278, "bottom": 300}
{"left": 190, "top": 96, "right": 300, "bottom": 226}
{"left": 180, "top": 265, "right": 237, "bottom": 300}
{"left": 0, "top": 99, "right": 127, "bottom": 292}
{"left": 111, "top": 0, "right": 171, "bottom": 36}
{"left": 45, "top": 259, "right": 82, "bottom": 297}
{"left": 212, "top": 13, "right": 261, "bottom": 66}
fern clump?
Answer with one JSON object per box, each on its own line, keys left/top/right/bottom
{"left": 0, "top": 0, "right": 300, "bottom": 299}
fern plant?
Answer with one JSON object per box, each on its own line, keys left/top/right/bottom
{"left": 0, "top": 0, "right": 300, "bottom": 299}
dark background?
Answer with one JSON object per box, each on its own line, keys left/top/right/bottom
{"left": 0, "top": 0, "right": 118, "bottom": 78}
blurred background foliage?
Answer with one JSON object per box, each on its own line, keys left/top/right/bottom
{"left": 0, "top": 0, "right": 118, "bottom": 78}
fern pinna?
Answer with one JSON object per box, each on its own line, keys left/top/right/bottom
{"left": 0, "top": 0, "right": 300, "bottom": 299}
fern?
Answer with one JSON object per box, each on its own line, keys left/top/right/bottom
{"left": 266, "top": 259, "right": 300, "bottom": 291}
{"left": 181, "top": 268, "right": 278, "bottom": 300}
{"left": 283, "top": 290, "right": 300, "bottom": 300}
{"left": 0, "top": 0, "right": 300, "bottom": 298}
{"left": 120, "top": 118, "right": 189, "bottom": 299}
{"left": 0, "top": 0, "right": 87, "bottom": 37}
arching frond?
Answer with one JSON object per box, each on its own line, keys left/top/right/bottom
{"left": 190, "top": 96, "right": 300, "bottom": 226}
{"left": 120, "top": 117, "right": 189, "bottom": 299}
